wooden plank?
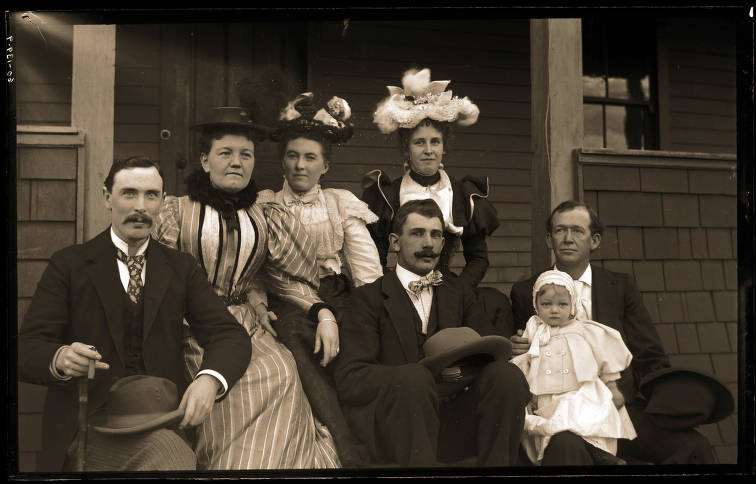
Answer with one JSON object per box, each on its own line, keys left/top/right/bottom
{"left": 72, "top": 25, "right": 116, "bottom": 241}
{"left": 113, "top": 142, "right": 160, "bottom": 161}
{"left": 114, "top": 123, "right": 161, "bottom": 143}
{"left": 670, "top": 128, "right": 736, "bottom": 148}
{"left": 17, "top": 261, "right": 49, "bottom": 298}
{"left": 115, "top": 104, "right": 161, "bottom": 124}
{"left": 30, "top": 181, "right": 77, "bottom": 221}
{"left": 18, "top": 147, "right": 77, "bottom": 179}
{"left": 16, "top": 104, "right": 71, "bottom": 125}
{"left": 668, "top": 50, "right": 736, "bottom": 71}
{"left": 313, "top": 38, "right": 530, "bottom": 69}
{"left": 312, "top": 57, "right": 531, "bottom": 86}
{"left": 16, "top": 83, "right": 71, "bottom": 103}
{"left": 115, "top": 86, "right": 160, "bottom": 105}
{"left": 18, "top": 222, "right": 77, "bottom": 259}
{"left": 668, "top": 66, "right": 736, "bottom": 87}
{"left": 17, "top": 180, "right": 31, "bottom": 221}
{"left": 115, "top": 66, "right": 161, "bottom": 87}
{"left": 670, "top": 112, "right": 736, "bottom": 131}
{"left": 669, "top": 98, "right": 736, "bottom": 117}
{"left": 669, "top": 82, "right": 736, "bottom": 102}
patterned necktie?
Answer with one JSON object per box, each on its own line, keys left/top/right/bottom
{"left": 116, "top": 248, "right": 145, "bottom": 304}
{"left": 408, "top": 270, "right": 443, "bottom": 296}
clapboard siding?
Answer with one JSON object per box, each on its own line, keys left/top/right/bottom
{"left": 308, "top": 19, "right": 532, "bottom": 291}
{"left": 13, "top": 21, "right": 73, "bottom": 126}
{"left": 661, "top": 18, "right": 736, "bottom": 154}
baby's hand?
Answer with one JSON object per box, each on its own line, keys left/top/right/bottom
{"left": 606, "top": 381, "right": 625, "bottom": 408}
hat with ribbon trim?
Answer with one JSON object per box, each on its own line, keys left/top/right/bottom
{"left": 373, "top": 67, "right": 480, "bottom": 134}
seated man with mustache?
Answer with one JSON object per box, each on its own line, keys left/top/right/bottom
{"left": 19, "top": 156, "right": 251, "bottom": 472}
{"left": 333, "top": 199, "right": 530, "bottom": 467}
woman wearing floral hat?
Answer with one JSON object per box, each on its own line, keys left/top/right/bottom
{"left": 153, "top": 107, "right": 340, "bottom": 470}
{"left": 257, "top": 92, "right": 381, "bottom": 467}
{"left": 363, "top": 68, "right": 512, "bottom": 335}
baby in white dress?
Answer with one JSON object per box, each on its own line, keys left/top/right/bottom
{"left": 511, "top": 270, "right": 637, "bottom": 465}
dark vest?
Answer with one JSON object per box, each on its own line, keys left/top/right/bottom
{"left": 121, "top": 290, "right": 147, "bottom": 375}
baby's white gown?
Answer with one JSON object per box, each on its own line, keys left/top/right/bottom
{"left": 511, "top": 317, "right": 637, "bottom": 464}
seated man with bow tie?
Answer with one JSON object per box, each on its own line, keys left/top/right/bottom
{"left": 333, "top": 199, "right": 530, "bottom": 467}
{"left": 18, "top": 157, "right": 251, "bottom": 472}
{"left": 510, "top": 200, "right": 715, "bottom": 465}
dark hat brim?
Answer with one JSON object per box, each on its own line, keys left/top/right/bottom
{"left": 418, "top": 335, "right": 512, "bottom": 376}
{"left": 640, "top": 367, "right": 734, "bottom": 424}
{"left": 91, "top": 408, "right": 185, "bottom": 436}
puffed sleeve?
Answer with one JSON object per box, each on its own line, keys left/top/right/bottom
{"left": 581, "top": 320, "right": 634, "bottom": 383}
{"left": 259, "top": 202, "right": 323, "bottom": 312}
{"left": 153, "top": 195, "right": 181, "bottom": 249}
{"left": 334, "top": 189, "right": 383, "bottom": 287}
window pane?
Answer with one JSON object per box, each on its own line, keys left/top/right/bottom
{"left": 583, "top": 104, "right": 604, "bottom": 148}
{"left": 583, "top": 75, "right": 606, "bottom": 98}
{"left": 606, "top": 105, "right": 646, "bottom": 150}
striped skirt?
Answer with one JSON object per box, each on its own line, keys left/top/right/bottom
{"left": 184, "top": 303, "right": 341, "bottom": 470}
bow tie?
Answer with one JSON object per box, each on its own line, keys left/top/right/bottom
{"left": 286, "top": 189, "right": 320, "bottom": 207}
{"left": 407, "top": 270, "right": 443, "bottom": 295}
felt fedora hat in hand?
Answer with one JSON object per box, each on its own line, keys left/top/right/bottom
{"left": 91, "top": 375, "right": 185, "bottom": 435}
{"left": 191, "top": 106, "right": 273, "bottom": 135}
{"left": 639, "top": 367, "right": 734, "bottom": 430}
{"left": 419, "top": 327, "right": 512, "bottom": 396}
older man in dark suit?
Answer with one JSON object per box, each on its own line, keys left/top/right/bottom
{"left": 334, "top": 199, "right": 529, "bottom": 467}
{"left": 18, "top": 157, "right": 251, "bottom": 472}
{"left": 510, "top": 200, "right": 714, "bottom": 465}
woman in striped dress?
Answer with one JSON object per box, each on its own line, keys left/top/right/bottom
{"left": 153, "top": 107, "right": 340, "bottom": 470}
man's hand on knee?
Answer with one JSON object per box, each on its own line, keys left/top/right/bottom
{"left": 178, "top": 374, "right": 220, "bottom": 428}
{"left": 510, "top": 330, "right": 530, "bottom": 357}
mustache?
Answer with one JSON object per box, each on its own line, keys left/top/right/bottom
{"left": 124, "top": 214, "right": 153, "bottom": 225}
{"left": 414, "top": 249, "right": 441, "bottom": 258}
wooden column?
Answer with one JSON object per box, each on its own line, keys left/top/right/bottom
{"left": 71, "top": 25, "right": 116, "bottom": 241}
{"left": 529, "top": 19, "right": 584, "bottom": 272}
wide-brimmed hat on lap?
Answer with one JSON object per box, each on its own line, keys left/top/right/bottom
{"left": 91, "top": 375, "right": 185, "bottom": 435}
{"left": 639, "top": 367, "right": 734, "bottom": 430}
{"left": 191, "top": 106, "right": 273, "bottom": 136}
{"left": 419, "top": 327, "right": 512, "bottom": 396}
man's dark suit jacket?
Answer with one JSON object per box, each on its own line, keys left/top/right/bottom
{"left": 333, "top": 270, "right": 499, "bottom": 456}
{"left": 510, "top": 265, "right": 669, "bottom": 402}
{"left": 19, "top": 229, "right": 252, "bottom": 472}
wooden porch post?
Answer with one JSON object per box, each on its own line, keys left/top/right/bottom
{"left": 529, "top": 19, "right": 584, "bottom": 273}
{"left": 71, "top": 25, "right": 116, "bottom": 241}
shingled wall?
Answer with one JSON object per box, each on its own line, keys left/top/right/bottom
{"left": 579, "top": 148, "right": 738, "bottom": 464}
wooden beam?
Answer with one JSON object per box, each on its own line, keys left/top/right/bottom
{"left": 71, "top": 25, "right": 116, "bottom": 241}
{"left": 529, "top": 19, "right": 584, "bottom": 273}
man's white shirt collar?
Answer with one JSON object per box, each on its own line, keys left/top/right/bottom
{"left": 554, "top": 263, "right": 592, "bottom": 286}
{"left": 395, "top": 264, "right": 434, "bottom": 292}
{"left": 111, "top": 228, "right": 149, "bottom": 256}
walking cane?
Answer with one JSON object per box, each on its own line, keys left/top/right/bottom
{"left": 76, "top": 358, "right": 96, "bottom": 472}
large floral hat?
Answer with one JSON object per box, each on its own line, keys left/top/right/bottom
{"left": 274, "top": 92, "right": 354, "bottom": 144}
{"left": 373, "top": 68, "right": 480, "bottom": 134}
